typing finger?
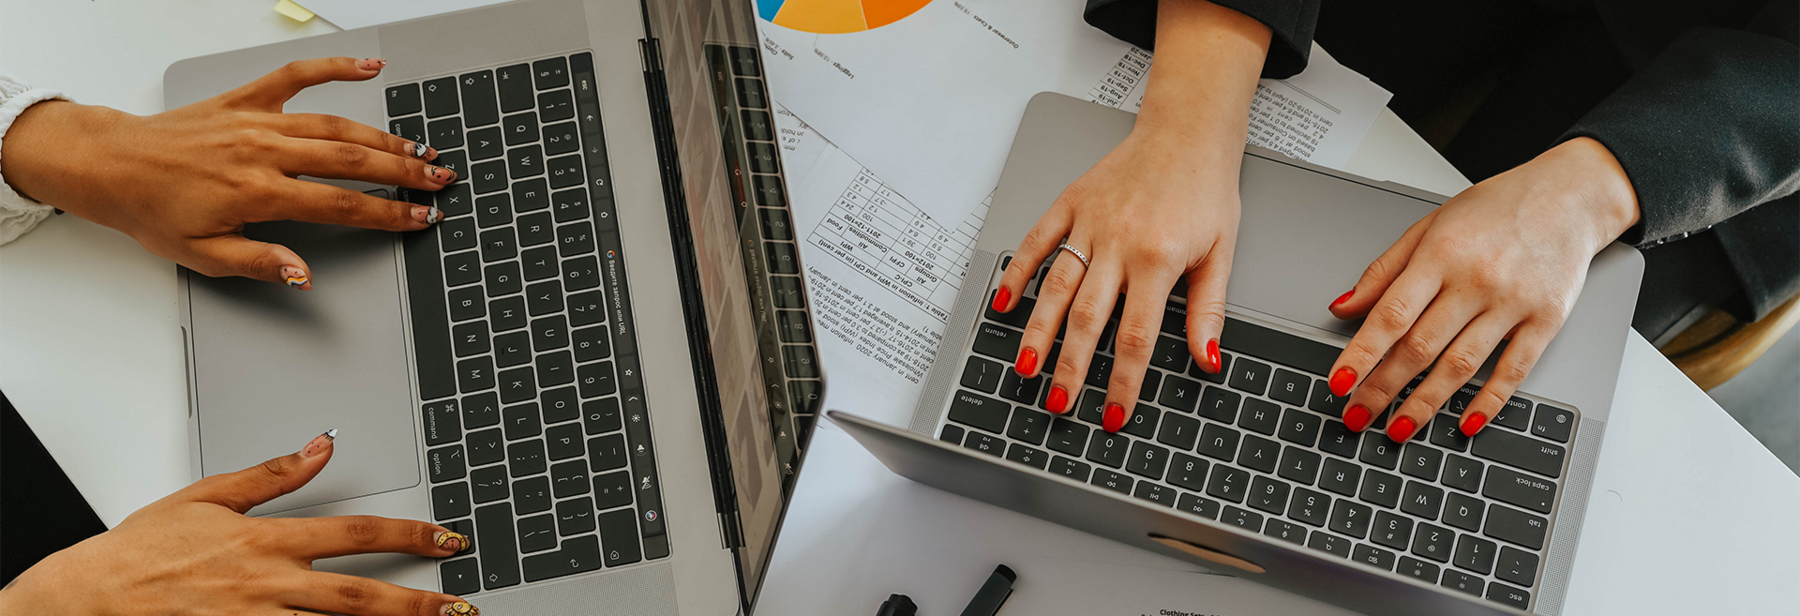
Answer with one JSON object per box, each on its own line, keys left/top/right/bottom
{"left": 285, "top": 571, "right": 475, "bottom": 616}
{"left": 1460, "top": 318, "right": 1560, "bottom": 437}
{"left": 1329, "top": 209, "right": 1435, "bottom": 320}
{"left": 277, "top": 138, "right": 454, "bottom": 191}
{"left": 1388, "top": 310, "right": 1514, "bottom": 443}
{"left": 1017, "top": 237, "right": 1091, "bottom": 381}
{"left": 1058, "top": 267, "right": 1125, "bottom": 432}
{"left": 1183, "top": 242, "right": 1234, "bottom": 374}
{"left": 1104, "top": 270, "right": 1182, "bottom": 430}
{"left": 1347, "top": 292, "right": 1483, "bottom": 438}
{"left": 1327, "top": 270, "right": 1441, "bottom": 430}
{"left": 271, "top": 515, "right": 465, "bottom": 560}
{"left": 260, "top": 180, "right": 437, "bottom": 232}
{"left": 994, "top": 201, "right": 1072, "bottom": 313}
{"left": 276, "top": 113, "right": 437, "bottom": 161}
{"left": 228, "top": 57, "right": 387, "bottom": 111}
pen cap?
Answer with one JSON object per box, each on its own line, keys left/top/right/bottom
{"left": 958, "top": 565, "right": 1016, "bottom": 616}
{"left": 877, "top": 593, "right": 918, "bottom": 616}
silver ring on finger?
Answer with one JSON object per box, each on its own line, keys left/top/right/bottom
{"left": 1057, "top": 243, "right": 1091, "bottom": 269}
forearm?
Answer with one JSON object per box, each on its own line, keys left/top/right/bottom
{"left": 1135, "top": 0, "right": 1270, "bottom": 162}
{"left": 1, "top": 100, "right": 131, "bottom": 219}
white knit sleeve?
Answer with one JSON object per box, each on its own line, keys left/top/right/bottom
{"left": 0, "top": 69, "right": 68, "bottom": 246}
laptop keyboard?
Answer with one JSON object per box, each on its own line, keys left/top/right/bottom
{"left": 389, "top": 52, "right": 671, "bottom": 596}
{"left": 941, "top": 255, "right": 1578, "bottom": 611}
{"left": 702, "top": 43, "right": 822, "bottom": 488}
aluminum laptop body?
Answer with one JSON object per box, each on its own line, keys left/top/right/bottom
{"left": 170, "top": 0, "right": 824, "bottom": 613}
{"left": 834, "top": 92, "right": 1642, "bottom": 616}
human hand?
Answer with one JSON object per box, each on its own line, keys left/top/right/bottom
{"left": 0, "top": 431, "right": 479, "bottom": 616}
{"left": 1, "top": 57, "right": 455, "bottom": 289}
{"left": 1323, "top": 137, "right": 1640, "bottom": 442}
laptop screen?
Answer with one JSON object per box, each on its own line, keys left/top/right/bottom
{"left": 642, "top": 0, "right": 822, "bottom": 605}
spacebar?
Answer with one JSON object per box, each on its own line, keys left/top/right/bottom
{"left": 1219, "top": 317, "right": 1341, "bottom": 377}
{"left": 402, "top": 228, "right": 455, "bottom": 401}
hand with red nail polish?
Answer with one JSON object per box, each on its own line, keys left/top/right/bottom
{"left": 0, "top": 430, "right": 479, "bottom": 616}
{"left": 2, "top": 57, "right": 451, "bottom": 289}
{"left": 1319, "top": 137, "right": 1640, "bottom": 445}
{"left": 989, "top": 2, "right": 1266, "bottom": 428}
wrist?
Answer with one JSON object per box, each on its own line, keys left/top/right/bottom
{"left": 1134, "top": 0, "right": 1269, "bottom": 153}
{"left": 2, "top": 101, "right": 126, "bottom": 217}
{"left": 1540, "top": 137, "right": 1641, "bottom": 252}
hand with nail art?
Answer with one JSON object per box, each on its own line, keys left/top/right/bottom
{"left": 992, "top": 1, "right": 1267, "bottom": 433}
{"left": 1324, "top": 137, "right": 1641, "bottom": 443}
{"left": 0, "top": 57, "right": 453, "bottom": 289}
{"left": 0, "top": 430, "right": 480, "bottom": 616}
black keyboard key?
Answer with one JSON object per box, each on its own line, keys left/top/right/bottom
{"left": 1495, "top": 546, "right": 1539, "bottom": 587}
{"left": 467, "top": 428, "right": 505, "bottom": 466}
{"left": 572, "top": 327, "right": 612, "bottom": 365}
{"left": 513, "top": 476, "right": 552, "bottom": 514}
{"left": 940, "top": 425, "right": 965, "bottom": 445}
{"left": 523, "top": 532, "right": 603, "bottom": 583}
{"left": 440, "top": 557, "right": 481, "bottom": 596}
{"left": 1237, "top": 434, "right": 1281, "bottom": 474}
{"left": 538, "top": 89, "right": 575, "bottom": 123}
{"left": 493, "top": 332, "right": 531, "bottom": 368}
{"left": 771, "top": 275, "right": 805, "bottom": 308}
{"left": 1443, "top": 492, "right": 1485, "bottom": 532}
{"left": 547, "top": 154, "right": 583, "bottom": 188}
{"left": 765, "top": 242, "right": 799, "bottom": 275}
{"left": 441, "top": 218, "right": 479, "bottom": 253}
{"left": 1247, "top": 475, "right": 1290, "bottom": 515}
{"left": 583, "top": 398, "right": 622, "bottom": 435}
{"left": 1149, "top": 335, "right": 1190, "bottom": 373}
{"left": 516, "top": 514, "right": 557, "bottom": 553}
{"left": 971, "top": 323, "right": 1023, "bottom": 363}
{"left": 1166, "top": 453, "right": 1208, "bottom": 491}
{"left": 1005, "top": 407, "right": 1051, "bottom": 446}
{"left": 1046, "top": 418, "right": 1088, "bottom": 456}
{"left": 1439, "top": 455, "right": 1483, "bottom": 494}
{"left": 1085, "top": 431, "right": 1128, "bottom": 468}
{"left": 1192, "top": 351, "right": 1230, "bottom": 384}
{"left": 423, "top": 77, "right": 459, "bottom": 118}
{"left": 529, "top": 315, "right": 569, "bottom": 352}
{"left": 1308, "top": 380, "right": 1347, "bottom": 417}
{"left": 458, "top": 71, "right": 498, "bottom": 127}
{"left": 1371, "top": 510, "right": 1414, "bottom": 550}
{"left": 1453, "top": 534, "right": 1498, "bottom": 574}
{"left": 1196, "top": 385, "right": 1239, "bottom": 422}
{"left": 1133, "top": 482, "right": 1176, "bottom": 507}
{"left": 549, "top": 460, "right": 589, "bottom": 499}
{"left": 533, "top": 57, "right": 569, "bottom": 90}
{"left": 471, "top": 465, "right": 509, "bottom": 504}
{"left": 1269, "top": 369, "right": 1310, "bottom": 406}
{"left": 456, "top": 356, "right": 495, "bottom": 394}
{"left": 427, "top": 445, "right": 467, "bottom": 483}
{"left": 471, "top": 160, "right": 507, "bottom": 194}
{"left": 1226, "top": 357, "right": 1271, "bottom": 395}
{"left": 948, "top": 390, "right": 1010, "bottom": 434}
{"left": 759, "top": 207, "right": 794, "bottom": 240}
{"left": 473, "top": 504, "right": 521, "bottom": 589}
{"left": 562, "top": 255, "right": 601, "bottom": 291}
{"left": 1471, "top": 428, "right": 1565, "bottom": 478}
{"left": 1157, "top": 374, "right": 1203, "bottom": 413}
{"left": 1484, "top": 503, "right": 1549, "bottom": 550}
{"left": 1288, "top": 487, "right": 1331, "bottom": 526}
{"left": 777, "top": 310, "right": 812, "bottom": 344}
{"left": 1400, "top": 481, "right": 1445, "bottom": 519}
{"left": 1238, "top": 398, "right": 1281, "bottom": 436}
{"left": 960, "top": 356, "right": 1004, "bottom": 394}
{"left": 1196, "top": 423, "right": 1240, "bottom": 462}
{"left": 1074, "top": 389, "right": 1107, "bottom": 426}
{"left": 1265, "top": 519, "right": 1307, "bottom": 545}
{"left": 1491, "top": 395, "right": 1533, "bottom": 431}
{"left": 1532, "top": 404, "right": 1575, "bottom": 443}
{"left": 480, "top": 227, "right": 518, "bottom": 262}
{"left": 386, "top": 83, "right": 422, "bottom": 116}
{"left": 468, "top": 126, "right": 505, "bottom": 161}
{"left": 428, "top": 117, "right": 464, "bottom": 149}
{"left": 594, "top": 508, "right": 643, "bottom": 568}
{"left": 448, "top": 286, "right": 485, "bottom": 323}
{"left": 984, "top": 292, "right": 1033, "bottom": 329}
{"left": 1398, "top": 556, "right": 1440, "bottom": 583}
{"left": 518, "top": 213, "right": 556, "bottom": 248}
{"left": 497, "top": 366, "right": 536, "bottom": 404}
{"left": 1319, "top": 457, "right": 1361, "bottom": 497}
{"left": 1401, "top": 443, "right": 1444, "bottom": 481}
{"left": 1278, "top": 407, "right": 1322, "bottom": 446}
{"left": 1430, "top": 413, "right": 1472, "bottom": 452}
{"left": 423, "top": 400, "right": 462, "bottom": 446}
{"left": 1329, "top": 499, "right": 1373, "bottom": 538}
{"left": 390, "top": 115, "right": 427, "bottom": 145}
{"left": 507, "top": 439, "right": 547, "bottom": 478}
{"left": 1004, "top": 443, "right": 1050, "bottom": 470}
{"left": 1083, "top": 355, "right": 1114, "bottom": 389}
{"left": 1441, "top": 569, "right": 1483, "bottom": 596}
{"left": 1090, "top": 468, "right": 1133, "bottom": 495}
{"left": 1308, "top": 531, "right": 1352, "bottom": 558}
{"left": 1048, "top": 455, "right": 1091, "bottom": 481}
{"left": 1352, "top": 543, "right": 1398, "bottom": 571}
{"left": 1121, "top": 404, "right": 1159, "bottom": 440}
{"left": 545, "top": 422, "right": 584, "bottom": 461}
{"left": 508, "top": 145, "right": 544, "bottom": 181}
{"left": 445, "top": 251, "right": 483, "bottom": 289}
{"left": 963, "top": 431, "right": 1004, "bottom": 457}
{"left": 591, "top": 469, "right": 632, "bottom": 510}
{"left": 1412, "top": 522, "right": 1455, "bottom": 563}
{"left": 1359, "top": 469, "right": 1403, "bottom": 508}
{"left": 1277, "top": 446, "right": 1322, "bottom": 485}
{"left": 997, "top": 370, "right": 1041, "bottom": 406}
{"left": 1156, "top": 412, "right": 1201, "bottom": 450}
{"left": 1125, "top": 440, "right": 1170, "bottom": 479}
{"left": 1204, "top": 465, "right": 1249, "bottom": 503}
{"left": 576, "top": 361, "right": 616, "bottom": 398}
{"left": 484, "top": 262, "right": 522, "bottom": 298}
{"left": 1176, "top": 492, "right": 1221, "bottom": 519}
{"left": 496, "top": 63, "right": 534, "bottom": 112}
{"left": 512, "top": 178, "right": 550, "bottom": 213}
{"left": 542, "top": 385, "right": 582, "bottom": 424}
{"left": 1484, "top": 465, "right": 1558, "bottom": 514}
{"left": 1220, "top": 505, "right": 1263, "bottom": 531}
{"left": 542, "top": 121, "right": 580, "bottom": 156}
{"left": 503, "top": 112, "right": 539, "bottom": 147}
{"left": 1359, "top": 433, "right": 1402, "bottom": 470}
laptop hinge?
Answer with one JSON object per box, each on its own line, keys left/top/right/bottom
{"left": 637, "top": 34, "right": 749, "bottom": 558}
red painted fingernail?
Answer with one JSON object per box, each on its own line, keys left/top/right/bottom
{"left": 1045, "top": 386, "right": 1069, "bottom": 414}
{"left": 1388, "top": 416, "right": 1417, "bottom": 443}
{"left": 1205, "top": 339, "right": 1222, "bottom": 374}
{"left": 1460, "top": 413, "right": 1488, "bottom": 437}
{"left": 1329, "top": 367, "right": 1357, "bottom": 397}
{"left": 1102, "top": 403, "right": 1126, "bottom": 433}
{"left": 1332, "top": 289, "right": 1354, "bottom": 307}
{"left": 1343, "top": 405, "right": 1371, "bottom": 432}
{"left": 992, "top": 286, "right": 1011, "bottom": 312}
{"left": 1015, "top": 347, "right": 1038, "bottom": 377}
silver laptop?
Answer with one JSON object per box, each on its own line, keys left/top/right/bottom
{"left": 168, "top": 0, "right": 824, "bottom": 612}
{"left": 834, "top": 92, "right": 1642, "bottom": 616}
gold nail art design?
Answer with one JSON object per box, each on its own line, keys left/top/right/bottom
{"left": 443, "top": 601, "right": 479, "bottom": 616}
{"left": 435, "top": 531, "right": 469, "bottom": 552}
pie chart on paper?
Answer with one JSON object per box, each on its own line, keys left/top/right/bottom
{"left": 758, "top": 0, "right": 931, "bottom": 33}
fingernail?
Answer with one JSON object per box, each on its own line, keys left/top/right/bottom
{"left": 992, "top": 287, "right": 1011, "bottom": 312}
{"left": 425, "top": 165, "right": 455, "bottom": 182}
{"left": 442, "top": 601, "right": 479, "bottom": 616}
{"left": 1460, "top": 413, "right": 1488, "bottom": 437}
{"left": 1015, "top": 347, "right": 1038, "bottom": 377}
{"left": 1332, "top": 289, "right": 1354, "bottom": 307}
{"left": 357, "top": 58, "right": 387, "bottom": 71}
{"left": 1046, "top": 386, "right": 1069, "bottom": 414}
{"left": 1343, "top": 405, "right": 1371, "bottom": 432}
{"left": 1102, "top": 403, "right": 1126, "bottom": 433}
{"left": 414, "top": 205, "right": 442, "bottom": 224}
{"left": 1206, "top": 338, "right": 1222, "bottom": 374}
{"left": 1387, "top": 416, "right": 1417, "bottom": 443}
{"left": 434, "top": 531, "right": 470, "bottom": 553}
{"left": 301, "top": 428, "right": 338, "bottom": 458}
{"left": 280, "top": 265, "right": 311, "bottom": 290}
{"left": 408, "top": 141, "right": 431, "bottom": 159}
{"left": 1329, "top": 367, "right": 1357, "bottom": 397}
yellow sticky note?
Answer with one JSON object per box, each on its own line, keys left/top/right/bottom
{"left": 273, "top": 0, "right": 316, "bottom": 23}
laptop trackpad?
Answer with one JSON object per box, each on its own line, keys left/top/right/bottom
{"left": 189, "top": 221, "right": 421, "bottom": 515}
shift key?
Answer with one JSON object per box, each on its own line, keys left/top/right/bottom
{"left": 1471, "top": 430, "right": 1565, "bottom": 478}
{"left": 474, "top": 503, "right": 522, "bottom": 590}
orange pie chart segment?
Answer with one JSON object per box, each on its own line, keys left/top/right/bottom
{"left": 762, "top": 0, "right": 930, "bottom": 33}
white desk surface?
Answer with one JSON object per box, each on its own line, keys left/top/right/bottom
{"left": 1, "top": 2, "right": 1794, "bottom": 614}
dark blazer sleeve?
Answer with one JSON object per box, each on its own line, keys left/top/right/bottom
{"left": 1559, "top": 26, "right": 1800, "bottom": 247}
{"left": 1084, "top": 0, "right": 1320, "bottom": 79}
